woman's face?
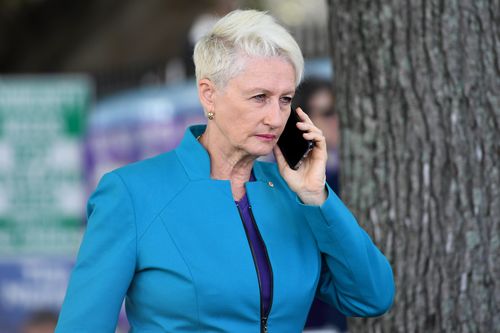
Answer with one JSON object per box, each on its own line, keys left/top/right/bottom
{"left": 209, "top": 56, "right": 296, "bottom": 157}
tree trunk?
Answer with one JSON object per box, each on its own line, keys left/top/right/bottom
{"left": 327, "top": 0, "right": 499, "bottom": 332}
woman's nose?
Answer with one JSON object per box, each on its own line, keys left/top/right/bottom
{"left": 263, "top": 100, "right": 284, "bottom": 127}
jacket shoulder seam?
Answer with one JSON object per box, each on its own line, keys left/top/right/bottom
{"left": 137, "top": 181, "right": 190, "bottom": 242}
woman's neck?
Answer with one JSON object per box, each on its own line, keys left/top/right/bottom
{"left": 198, "top": 130, "right": 255, "bottom": 200}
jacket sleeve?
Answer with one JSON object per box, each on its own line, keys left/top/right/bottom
{"left": 299, "top": 185, "right": 395, "bottom": 317}
{"left": 55, "top": 172, "right": 136, "bottom": 332}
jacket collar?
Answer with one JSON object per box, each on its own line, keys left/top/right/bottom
{"left": 175, "top": 124, "right": 268, "bottom": 182}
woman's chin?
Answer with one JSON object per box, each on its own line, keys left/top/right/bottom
{"left": 247, "top": 144, "right": 275, "bottom": 158}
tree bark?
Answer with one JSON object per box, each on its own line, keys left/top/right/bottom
{"left": 327, "top": 0, "right": 499, "bottom": 331}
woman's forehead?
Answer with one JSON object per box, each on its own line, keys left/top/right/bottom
{"left": 229, "top": 56, "right": 296, "bottom": 93}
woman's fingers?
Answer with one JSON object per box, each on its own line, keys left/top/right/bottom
{"left": 303, "top": 131, "right": 327, "bottom": 151}
{"left": 295, "top": 107, "right": 313, "bottom": 124}
{"left": 302, "top": 131, "right": 322, "bottom": 140}
{"left": 297, "top": 118, "right": 327, "bottom": 152}
{"left": 295, "top": 107, "right": 322, "bottom": 135}
{"left": 296, "top": 121, "right": 322, "bottom": 135}
{"left": 296, "top": 117, "right": 324, "bottom": 146}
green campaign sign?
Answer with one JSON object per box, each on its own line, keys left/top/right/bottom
{"left": 0, "top": 76, "right": 92, "bottom": 255}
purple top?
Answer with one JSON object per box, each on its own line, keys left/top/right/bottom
{"left": 235, "top": 175, "right": 272, "bottom": 316}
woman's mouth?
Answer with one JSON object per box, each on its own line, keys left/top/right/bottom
{"left": 255, "top": 134, "right": 277, "bottom": 141}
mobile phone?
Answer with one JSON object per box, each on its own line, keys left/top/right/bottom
{"left": 277, "top": 109, "right": 314, "bottom": 170}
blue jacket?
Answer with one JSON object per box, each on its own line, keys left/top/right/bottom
{"left": 56, "top": 125, "right": 394, "bottom": 333}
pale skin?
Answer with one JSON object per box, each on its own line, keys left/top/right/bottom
{"left": 198, "top": 56, "right": 328, "bottom": 205}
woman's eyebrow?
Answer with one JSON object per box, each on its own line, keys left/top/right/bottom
{"left": 244, "top": 88, "right": 271, "bottom": 95}
{"left": 244, "top": 88, "right": 295, "bottom": 96}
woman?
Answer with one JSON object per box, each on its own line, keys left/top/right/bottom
{"left": 56, "top": 10, "right": 394, "bottom": 333}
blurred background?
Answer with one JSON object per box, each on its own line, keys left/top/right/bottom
{"left": 0, "top": 0, "right": 342, "bottom": 332}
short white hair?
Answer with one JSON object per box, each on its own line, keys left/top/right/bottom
{"left": 193, "top": 9, "right": 304, "bottom": 87}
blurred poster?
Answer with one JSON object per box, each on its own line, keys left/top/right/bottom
{"left": 0, "top": 76, "right": 91, "bottom": 332}
{"left": 85, "top": 80, "right": 205, "bottom": 191}
{"left": 0, "top": 76, "right": 91, "bottom": 255}
{"left": 0, "top": 258, "right": 71, "bottom": 332}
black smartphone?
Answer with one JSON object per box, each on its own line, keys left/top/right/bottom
{"left": 277, "top": 109, "right": 314, "bottom": 170}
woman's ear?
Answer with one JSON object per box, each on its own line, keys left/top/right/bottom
{"left": 198, "top": 78, "right": 216, "bottom": 112}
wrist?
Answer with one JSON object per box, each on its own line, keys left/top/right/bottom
{"left": 298, "top": 186, "right": 328, "bottom": 206}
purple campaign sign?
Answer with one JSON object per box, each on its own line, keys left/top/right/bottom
{"left": 0, "top": 257, "right": 72, "bottom": 333}
{"left": 84, "top": 80, "right": 205, "bottom": 192}
{"left": 0, "top": 258, "right": 130, "bottom": 333}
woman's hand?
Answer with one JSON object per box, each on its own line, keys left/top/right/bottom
{"left": 273, "top": 107, "right": 328, "bottom": 206}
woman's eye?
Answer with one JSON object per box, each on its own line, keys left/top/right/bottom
{"left": 253, "top": 94, "right": 266, "bottom": 102}
{"left": 280, "top": 96, "right": 292, "bottom": 105}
